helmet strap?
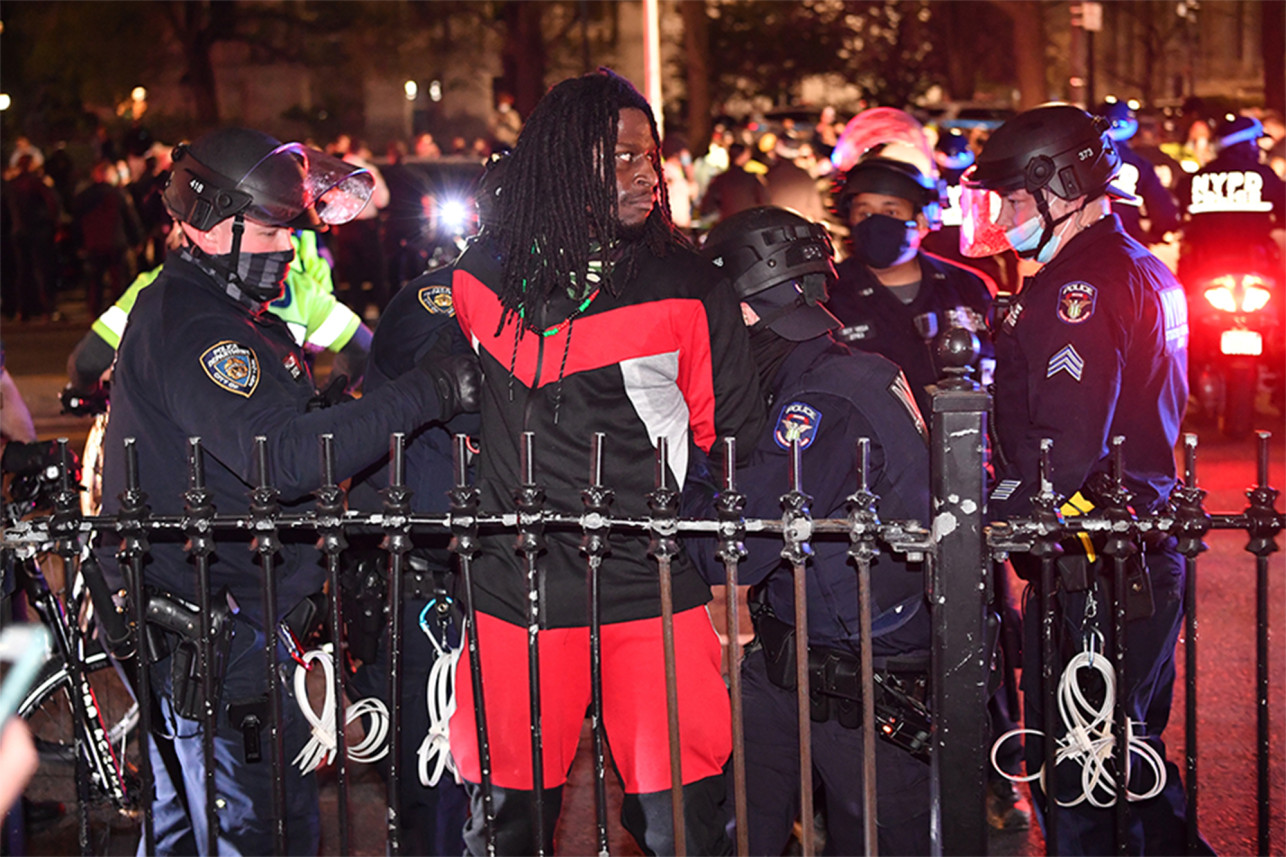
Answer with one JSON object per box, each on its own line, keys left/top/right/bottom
{"left": 1021, "top": 189, "right": 1081, "bottom": 261}
{"left": 227, "top": 214, "right": 246, "bottom": 286}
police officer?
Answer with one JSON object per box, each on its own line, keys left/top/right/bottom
{"left": 695, "top": 206, "right": 933, "bottom": 856}
{"left": 826, "top": 156, "right": 994, "bottom": 418}
{"left": 965, "top": 103, "right": 1210, "bottom": 855}
{"left": 345, "top": 264, "right": 475, "bottom": 855}
{"left": 921, "top": 129, "right": 1011, "bottom": 290}
{"left": 98, "top": 127, "right": 479, "bottom": 855}
{"left": 67, "top": 228, "right": 371, "bottom": 399}
{"left": 1178, "top": 114, "right": 1286, "bottom": 282}
{"left": 1096, "top": 98, "right": 1181, "bottom": 247}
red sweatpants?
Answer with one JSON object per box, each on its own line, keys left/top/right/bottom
{"left": 449, "top": 607, "right": 731, "bottom": 793}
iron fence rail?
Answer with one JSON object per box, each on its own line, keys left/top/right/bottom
{"left": 2, "top": 411, "right": 1281, "bottom": 856}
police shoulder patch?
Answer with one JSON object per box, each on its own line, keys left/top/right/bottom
{"left": 774, "top": 401, "right": 822, "bottom": 451}
{"left": 1057, "top": 281, "right": 1097, "bottom": 324}
{"left": 418, "top": 284, "right": 454, "bottom": 316}
{"left": 200, "top": 341, "right": 260, "bottom": 398}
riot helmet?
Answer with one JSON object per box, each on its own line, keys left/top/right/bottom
{"left": 962, "top": 103, "right": 1129, "bottom": 261}
{"left": 965, "top": 103, "right": 1124, "bottom": 201}
{"left": 163, "top": 127, "right": 375, "bottom": 232}
{"left": 1213, "top": 114, "right": 1265, "bottom": 153}
{"left": 832, "top": 156, "right": 941, "bottom": 226}
{"left": 935, "top": 128, "right": 976, "bottom": 173}
{"left": 1097, "top": 98, "right": 1139, "bottom": 143}
{"left": 702, "top": 206, "right": 839, "bottom": 341}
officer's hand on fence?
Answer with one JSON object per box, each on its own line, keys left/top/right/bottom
{"left": 306, "top": 374, "right": 352, "bottom": 412}
{"left": 419, "top": 351, "right": 481, "bottom": 421}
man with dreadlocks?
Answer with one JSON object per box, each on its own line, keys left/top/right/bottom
{"left": 447, "top": 69, "right": 765, "bottom": 855}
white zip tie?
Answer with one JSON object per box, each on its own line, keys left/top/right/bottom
{"left": 418, "top": 644, "right": 462, "bottom": 787}
{"left": 417, "top": 599, "right": 463, "bottom": 787}
{"left": 990, "top": 641, "right": 1166, "bottom": 807}
{"left": 292, "top": 648, "right": 390, "bottom": 773}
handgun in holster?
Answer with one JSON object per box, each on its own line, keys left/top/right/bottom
{"left": 145, "top": 588, "right": 240, "bottom": 721}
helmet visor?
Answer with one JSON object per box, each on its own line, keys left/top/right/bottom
{"left": 239, "top": 144, "right": 376, "bottom": 227}
{"left": 957, "top": 167, "right": 1012, "bottom": 258}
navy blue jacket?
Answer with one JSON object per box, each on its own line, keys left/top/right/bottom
{"left": 1112, "top": 141, "right": 1181, "bottom": 245}
{"left": 348, "top": 266, "right": 480, "bottom": 524}
{"left": 989, "top": 214, "right": 1188, "bottom": 520}
{"left": 100, "top": 253, "right": 446, "bottom": 620}
{"left": 691, "top": 335, "right": 931, "bottom": 657}
{"left": 827, "top": 252, "right": 993, "bottom": 417}
{"left": 1180, "top": 148, "right": 1286, "bottom": 251}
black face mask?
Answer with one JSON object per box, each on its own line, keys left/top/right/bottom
{"left": 747, "top": 324, "right": 797, "bottom": 395}
{"left": 208, "top": 248, "right": 294, "bottom": 303}
{"left": 850, "top": 213, "right": 916, "bottom": 269}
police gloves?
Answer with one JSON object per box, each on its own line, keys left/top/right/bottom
{"left": 419, "top": 351, "right": 482, "bottom": 421}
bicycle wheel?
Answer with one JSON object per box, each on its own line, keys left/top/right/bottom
{"left": 17, "top": 641, "right": 142, "bottom": 851}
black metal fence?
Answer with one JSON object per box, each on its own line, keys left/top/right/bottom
{"left": 2, "top": 378, "right": 1281, "bottom": 856}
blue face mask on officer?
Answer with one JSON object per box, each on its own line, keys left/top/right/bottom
{"left": 850, "top": 213, "right": 919, "bottom": 269}
{"left": 1004, "top": 195, "right": 1084, "bottom": 265}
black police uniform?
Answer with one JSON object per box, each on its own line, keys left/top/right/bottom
{"left": 691, "top": 334, "right": 933, "bottom": 856}
{"left": 346, "top": 267, "right": 476, "bottom": 856}
{"left": 1179, "top": 146, "right": 1286, "bottom": 279}
{"left": 988, "top": 213, "right": 1205, "bottom": 855}
{"left": 100, "top": 250, "right": 448, "bottom": 855}
{"left": 1112, "top": 140, "right": 1181, "bottom": 246}
{"left": 827, "top": 252, "right": 993, "bottom": 417}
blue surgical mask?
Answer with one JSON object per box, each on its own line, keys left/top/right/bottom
{"left": 1005, "top": 213, "right": 1074, "bottom": 264}
{"left": 1004, "top": 214, "right": 1045, "bottom": 257}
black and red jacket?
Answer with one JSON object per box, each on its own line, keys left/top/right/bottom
{"left": 452, "top": 234, "right": 765, "bottom": 627}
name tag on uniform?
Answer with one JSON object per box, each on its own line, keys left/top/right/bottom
{"left": 282, "top": 352, "right": 304, "bottom": 380}
{"left": 838, "top": 323, "right": 872, "bottom": 342}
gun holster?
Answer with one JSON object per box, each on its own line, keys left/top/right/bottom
{"left": 753, "top": 607, "right": 798, "bottom": 691}
{"left": 340, "top": 548, "right": 388, "bottom": 665}
{"left": 145, "top": 589, "right": 239, "bottom": 721}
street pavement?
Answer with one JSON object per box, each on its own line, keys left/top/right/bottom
{"left": 3, "top": 293, "right": 1282, "bottom": 856}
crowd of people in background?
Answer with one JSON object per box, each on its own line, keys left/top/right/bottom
{"left": 4, "top": 96, "right": 1284, "bottom": 327}
{"left": 2, "top": 63, "right": 1284, "bottom": 856}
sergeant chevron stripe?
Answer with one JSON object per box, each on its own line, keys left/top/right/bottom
{"left": 1046, "top": 344, "right": 1084, "bottom": 381}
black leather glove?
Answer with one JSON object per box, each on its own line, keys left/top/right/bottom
{"left": 306, "top": 374, "right": 352, "bottom": 412}
{"left": 419, "top": 351, "right": 481, "bottom": 421}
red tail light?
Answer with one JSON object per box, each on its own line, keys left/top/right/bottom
{"left": 1203, "top": 274, "right": 1273, "bottom": 313}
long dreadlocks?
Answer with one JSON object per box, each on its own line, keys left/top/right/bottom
{"left": 482, "top": 68, "right": 685, "bottom": 334}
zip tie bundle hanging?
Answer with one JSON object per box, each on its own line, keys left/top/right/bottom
{"left": 990, "top": 640, "right": 1166, "bottom": 807}
{"left": 292, "top": 647, "right": 389, "bottom": 773}
{"left": 417, "top": 598, "right": 463, "bottom": 787}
